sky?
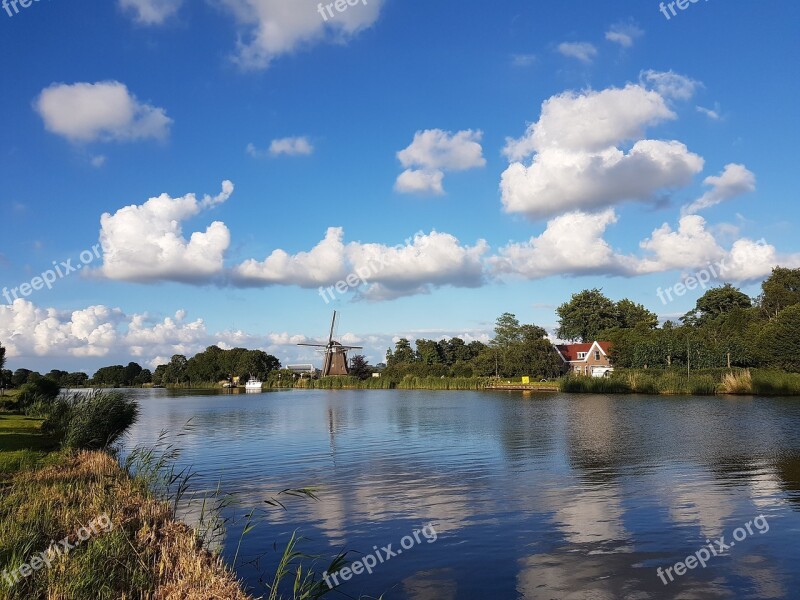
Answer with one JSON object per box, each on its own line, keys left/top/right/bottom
{"left": 1, "top": 0, "right": 798, "bottom": 375}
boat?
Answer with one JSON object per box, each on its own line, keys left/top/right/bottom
{"left": 244, "top": 378, "right": 263, "bottom": 392}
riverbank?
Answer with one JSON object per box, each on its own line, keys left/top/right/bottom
{"left": 199, "top": 369, "right": 800, "bottom": 396}
{"left": 0, "top": 412, "right": 252, "bottom": 599}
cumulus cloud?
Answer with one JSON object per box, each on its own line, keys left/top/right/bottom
{"left": 395, "top": 169, "right": 445, "bottom": 195}
{"left": 232, "top": 226, "right": 350, "bottom": 287}
{"left": 119, "top": 0, "right": 182, "bottom": 24}
{"left": 34, "top": 81, "right": 172, "bottom": 143}
{"left": 634, "top": 215, "right": 800, "bottom": 281}
{"left": 557, "top": 42, "right": 597, "bottom": 63}
{"left": 395, "top": 129, "right": 485, "bottom": 195}
{"left": 636, "top": 215, "right": 726, "bottom": 274}
{"left": 231, "top": 227, "right": 489, "bottom": 300}
{"left": 96, "top": 181, "right": 234, "bottom": 283}
{"left": 681, "top": 164, "right": 756, "bottom": 215}
{"left": 221, "top": 0, "right": 385, "bottom": 70}
{"left": 605, "top": 21, "right": 644, "bottom": 47}
{"left": 489, "top": 210, "right": 634, "bottom": 279}
{"left": 501, "top": 83, "right": 704, "bottom": 219}
{"left": 640, "top": 69, "right": 701, "bottom": 101}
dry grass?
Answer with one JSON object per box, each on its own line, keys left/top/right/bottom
{"left": 718, "top": 369, "right": 754, "bottom": 395}
{"left": 0, "top": 450, "right": 252, "bottom": 600}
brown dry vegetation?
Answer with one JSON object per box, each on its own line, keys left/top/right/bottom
{"left": 0, "top": 450, "right": 252, "bottom": 600}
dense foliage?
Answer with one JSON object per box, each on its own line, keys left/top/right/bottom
{"left": 602, "top": 268, "right": 800, "bottom": 371}
{"left": 153, "top": 346, "right": 281, "bottom": 385}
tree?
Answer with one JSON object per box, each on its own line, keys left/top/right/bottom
{"left": 0, "top": 342, "right": 5, "bottom": 373}
{"left": 759, "top": 267, "right": 800, "bottom": 319}
{"left": 163, "top": 355, "right": 189, "bottom": 385}
{"left": 756, "top": 304, "right": 800, "bottom": 371}
{"left": 349, "top": 355, "right": 372, "bottom": 380}
{"left": 615, "top": 299, "right": 658, "bottom": 330}
{"left": 11, "top": 369, "right": 32, "bottom": 387}
{"left": 387, "top": 338, "right": 415, "bottom": 366}
{"left": 557, "top": 289, "right": 619, "bottom": 342}
{"left": 682, "top": 284, "right": 752, "bottom": 327}
{"left": 415, "top": 339, "right": 443, "bottom": 365}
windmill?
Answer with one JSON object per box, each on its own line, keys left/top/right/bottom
{"left": 298, "top": 311, "right": 363, "bottom": 376}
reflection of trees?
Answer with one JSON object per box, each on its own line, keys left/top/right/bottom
{"left": 494, "top": 393, "right": 557, "bottom": 462}
{"left": 775, "top": 454, "right": 800, "bottom": 508}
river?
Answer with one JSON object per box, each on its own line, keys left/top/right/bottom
{"left": 121, "top": 388, "right": 800, "bottom": 599}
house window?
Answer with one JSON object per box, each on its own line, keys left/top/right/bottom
{"left": 595, "top": 351, "right": 600, "bottom": 361}
{"left": 577, "top": 352, "right": 587, "bottom": 360}
{"left": 574, "top": 366, "right": 581, "bottom": 373}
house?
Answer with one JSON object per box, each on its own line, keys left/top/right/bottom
{"left": 555, "top": 341, "right": 613, "bottom": 377}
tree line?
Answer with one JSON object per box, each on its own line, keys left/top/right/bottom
{"left": 2, "top": 267, "right": 798, "bottom": 389}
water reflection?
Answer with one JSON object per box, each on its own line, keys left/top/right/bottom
{"left": 121, "top": 389, "right": 800, "bottom": 599}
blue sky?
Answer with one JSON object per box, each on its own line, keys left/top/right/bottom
{"left": 1, "top": 0, "right": 798, "bottom": 374}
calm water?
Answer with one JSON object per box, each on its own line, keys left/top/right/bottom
{"left": 122, "top": 389, "right": 800, "bottom": 599}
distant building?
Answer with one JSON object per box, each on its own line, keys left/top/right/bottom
{"left": 287, "top": 364, "right": 321, "bottom": 378}
{"left": 555, "top": 341, "right": 613, "bottom": 377}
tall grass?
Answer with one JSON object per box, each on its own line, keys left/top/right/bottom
{"left": 42, "top": 390, "right": 139, "bottom": 450}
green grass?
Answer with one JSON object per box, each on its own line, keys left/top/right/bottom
{"left": 0, "top": 413, "right": 58, "bottom": 476}
{"left": 559, "top": 369, "right": 800, "bottom": 396}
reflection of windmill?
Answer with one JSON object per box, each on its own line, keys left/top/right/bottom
{"left": 298, "top": 311, "right": 363, "bottom": 376}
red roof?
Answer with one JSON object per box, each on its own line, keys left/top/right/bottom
{"left": 555, "top": 341, "right": 611, "bottom": 362}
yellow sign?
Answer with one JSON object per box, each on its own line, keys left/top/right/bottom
{"left": 521, "top": 376, "right": 530, "bottom": 384}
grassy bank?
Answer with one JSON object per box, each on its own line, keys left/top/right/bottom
{"left": 266, "top": 375, "right": 494, "bottom": 390}
{"left": 0, "top": 449, "right": 251, "bottom": 599}
{"left": 0, "top": 413, "right": 58, "bottom": 476}
{"left": 0, "top": 391, "right": 253, "bottom": 599}
{"left": 559, "top": 368, "right": 800, "bottom": 396}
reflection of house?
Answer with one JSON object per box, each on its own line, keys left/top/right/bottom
{"left": 555, "top": 342, "right": 613, "bottom": 377}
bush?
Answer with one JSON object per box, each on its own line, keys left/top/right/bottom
{"left": 17, "top": 378, "right": 60, "bottom": 406}
{"left": 43, "top": 390, "right": 139, "bottom": 450}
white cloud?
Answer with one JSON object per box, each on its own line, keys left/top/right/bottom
{"left": 90, "top": 155, "right": 107, "bottom": 168}
{"left": 696, "top": 103, "right": 722, "bottom": 121}
{"left": 395, "top": 129, "right": 485, "bottom": 195}
{"left": 119, "top": 0, "right": 182, "bottom": 24}
{"left": 394, "top": 169, "right": 445, "bottom": 195}
{"left": 221, "top": 0, "right": 385, "bottom": 70}
{"left": 270, "top": 136, "right": 314, "bottom": 156}
{"left": 96, "top": 181, "right": 234, "bottom": 283}
{"left": 640, "top": 69, "right": 701, "bottom": 101}
{"left": 247, "top": 137, "right": 314, "bottom": 158}
{"left": 636, "top": 215, "right": 726, "bottom": 274}
{"left": 682, "top": 164, "right": 756, "bottom": 215}
{"left": 35, "top": 81, "right": 172, "bottom": 143}
{"left": 501, "top": 83, "right": 704, "bottom": 219}
{"left": 557, "top": 42, "right": 597, "bottom": 63}
{"left": 347, "top": 231, "right": 489, "bottom": 301}
{"left": 231, "top": 227, "right": 489, "bottom": 300}
{"left": 232, "top": 226, "right": 350, "bottom": 287}
{"left": 490, "top": 210, "right": 634, "bottom": 279}
{"left": 605, "top": 21, "right": 644, "bottom": 47}
{"left": 503, "top": 84, "right": 675, "bottom": 159}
